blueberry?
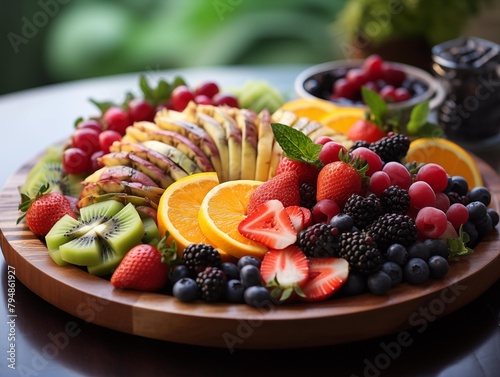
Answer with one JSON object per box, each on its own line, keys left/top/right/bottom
{"left": 381, "top": 261, "right": 403, "bottom": 287}
{"left": 367, "top": 271, "right": 392, "bottom": 295}
{"left": 487, "top": 208, "right": 499, "bottom": 227}
{"left": 424, "top": 239, "right": 448, "bottom": 258}
{"left": 244, "top": 286, "right": 272, "bottom": 308}
{"left": 407, "top": 242, "right": 430, "bottom": 261}
{"left": 468, "top": 186, "right": 491, "bottom": 206}
{"left": 239, "top": 265, "right": 262, "bottom": 288}
{"left": 225, "top": 279, "right": 245, "bottom": 303}
{"left": 404, "top": 258, "right": 430, "bottom": 284}
{"left": 330, "top": 213, "right": 354, "bottom": 232}
{"left": 172, "top": 278, "right": 199, "bottom": 302}
{"left": 463, "top": 221, "right": 479, "bottom": 245}
{"left": 221, "top": 262, "right": 240, "bottom": 280}
{"left": 170, "top": 264, "right": 190, "bottom": 284}
{"left": 338, "top": 272, "right": 366, "bottom": 296}
{"left": 476, "top": 213, "right": 493, "bottom": 237}
{"left": 386, "top": 243, "right": 408, "bottom": 266}
{"left": 466, "top": 201, "right": 487, "bottom": 224}
{"left": 450, "top": 176, "right": 469, "bottom": 195}
{"left": 427, "top": 255, "right": 449, "bottom": 279}
{"left": 237, "top": 255, "right": 261, "bottom": 270}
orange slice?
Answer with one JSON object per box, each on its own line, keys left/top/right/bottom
{"left": 406, "top": 138, "right": 483, "bottom": 188}
{"left": 279, "top": 98, "right": 338, "bottom": 121}
{"left": 198, "top": 180, "right": 268, "bottom": 259}
{"left": 319, "top": 108, "right": 366, "bottom": 135}
{"left": 157, "top": 172, "right": 220, "bottom": 254}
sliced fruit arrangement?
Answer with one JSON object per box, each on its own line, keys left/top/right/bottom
{"left": 16, "top": 70, "right": 499, "bottom": 311}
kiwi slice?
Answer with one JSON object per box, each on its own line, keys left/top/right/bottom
{"left": 21, "top": 148, "right": 85, "bottom": 198}
{"left": 45, "top": 201, "right": 144, "bottom": 275}
{"left": 141, "top": 216, "right": 160, "bottom": 245}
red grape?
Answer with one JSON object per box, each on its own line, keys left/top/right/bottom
{"left": 416, "top": 163, "right": 448, "bottom": 193}
{"left": 128, "top": 98, "right": 156, "bottom": 122}
{"left": 312, "top": 199, "right": 341, "bottom": 224}
{"left": 382, "top": 162, "right": 412, "bottom": 189}
{"left": 213, "top": 93, "right": 239, "bottom": 108}
{"left": 194, "top": 94, "right": 213, "bottom": 105}
{"left": 76, "top": 119, "right": 103, "bottom": 133}
{"left": 346, "top": 68, "right": 367, "bottom": 89}
{"left": 72, "top": 127, "right": 100, "bottom": 156}
{"left": 393, "top": 87, "right": 411, "bottom": 102}
{"left": 382, "top": 65, "right": 406, "bottom": 87}
{"left": 332, "top": 78, "right": 356, "bottom": 99}
{"left": 363, "top": 54, "right": 384, "bottom": 81}
{"left": 350, "top": 147, "right": 382, "bottom": 176}
{"left": 318, "top": 141, "right": 347, "bottom": 165}
{"left": 103, "top": 106, "right": 132, "bottom": 135}
{"left": 171, "top": 85, "right": 195, "bottom": 111}
{"left": 89, "top": 150, "right": 104, "bottom": 173}
{"left": 409, "top": 181, "right": 436, "bottom": 210}
{"left": 63, "top": 147, "right": 89, "bottom": 174}
{"left": 314, "top": 136, "right": 335, "bottom": 145}
{"left": 194, "top": 81, "right": 219, "bottom": 98}
{"left": 99, "top": 130, "right": 122, "bottom": 154}
{"left": 369, "top": 171, "right": 391, "bottom": 196}
{"left": 446, "top": 203, "right": 469, "bottom": 229}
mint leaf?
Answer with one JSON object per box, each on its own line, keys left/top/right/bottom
{"left": 447, "top": 227, "right": 474, "bottom": 260}
{"left": 362, "top": 87, "right": 387, "bottom": 125}
{"left": 271, "top": 123, "right": 322, "bottom": 167}
{"left": 139, "top": 75, "right": 154, "bottom": 101}
{"left": 406, "top": 101, "right": 429, "bottom": 135}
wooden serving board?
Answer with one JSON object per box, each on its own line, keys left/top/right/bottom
{"left": 1, "top": 156, "right": 499, "bottom": 349}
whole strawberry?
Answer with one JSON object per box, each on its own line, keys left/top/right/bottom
{"left": 111, "top": 236, "right": 176, "bottom": 291}
{"left": 17, "top": 184, "right": 77, "bottom": 237}
{"left": 346, "top": 119, "right": 386, "bottom": 143}
{"left": 247, "top": 171, "right": 301, "bottom": 214}
{"left": 275, "top": 157, "right": 319, "bottom": 185}
{"left": 316, "top": 156, "right": 368, "bottom": 209}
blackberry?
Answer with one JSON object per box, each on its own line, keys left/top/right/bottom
{"left": 369, "top": 133, "right": 410, "bottom": 163}
{"left": 182, "top": 243, "right": 222, "bottom": 275}
{"left": 366, "top": 213, "right": 417, "bottom": 252}
{"left": 344, "top": 194, "right": 384, "bottom": 229}
{"left": 196, "top": 266, "right": 227, "bottom": 302}
{"left": 299, "top": 182, "right": 317, "bottom": 209}
{"left": 380, "top": 185, "right": 410, "bottom": 214}
{"left": 349, "top": 140, "right": 370, "bottom": 152}
{"left": 297, "top": 223, "right": 340, "bottom": 258}
{"left": 338, "top": 232, "right": 383, "bottom": 275}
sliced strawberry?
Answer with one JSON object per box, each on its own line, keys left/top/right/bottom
{"left": 238, "top": 199, "right": 297, "bottom": 249}
{"left": 285, "top": 205, "right": 313, "bottom": 233}
{"left": 260, "top": 245, "right": 310, "bottom": 302}
{"left": 300, "top": 257, "right": 349, "bottom": 302}
{"left": 247, "top": 171, "right": 300, "bottom": 214}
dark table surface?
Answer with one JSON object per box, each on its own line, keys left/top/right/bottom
{"left": 0, "top": 66, "right": 499, "bottom": 377}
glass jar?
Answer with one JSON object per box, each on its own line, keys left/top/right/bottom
{"left": 432, "top": 37, "right": 500, "bottom": 141}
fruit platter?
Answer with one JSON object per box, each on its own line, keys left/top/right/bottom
{"left": 1, "top": 57, "right": 499, "bottom": 350}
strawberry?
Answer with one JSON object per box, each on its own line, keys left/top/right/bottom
{"left": 17, "top": 184, "right": 77, "bottom": 237}
{"left": 110, "top": 236, "right": 177, "bottom": 291}
{"left": 238, "top": 199, "right": 297, "bottom": 249}
{"left": 285, "top": 205, "right": 313, "bottom": 232}
{"left": 346, "top": 119, "right": 386, "bottom": 143}
{"left": 316, "top": 156, "right": 368, "bottom": 208}
{"left": 276, "top": 157, "right": 319, "bottom": 185}
{"left": 260, "top": 245, "right": 309, "bottom": 302}
{"left": 247, "top": 171, "right": 300, "bottom": 214}
{"left": 300, "top": 257, "right": 349, "bottom": 302}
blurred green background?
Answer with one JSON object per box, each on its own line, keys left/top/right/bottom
{"left": 1, "top": 0, "right": 498, "bottom": 95}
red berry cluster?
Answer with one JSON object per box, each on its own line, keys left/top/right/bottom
{"left": 331, "top": 54, "right": 411, "bottom": 103}
{"left": 62, "top": 77, "right": 240, "bottom": 175}
{"left": 170, "top": 82, "right": 239, "bottom": 112}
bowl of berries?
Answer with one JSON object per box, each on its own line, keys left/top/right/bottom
{"left": 295, "top": 55, "right": 446, "bottom": 116}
